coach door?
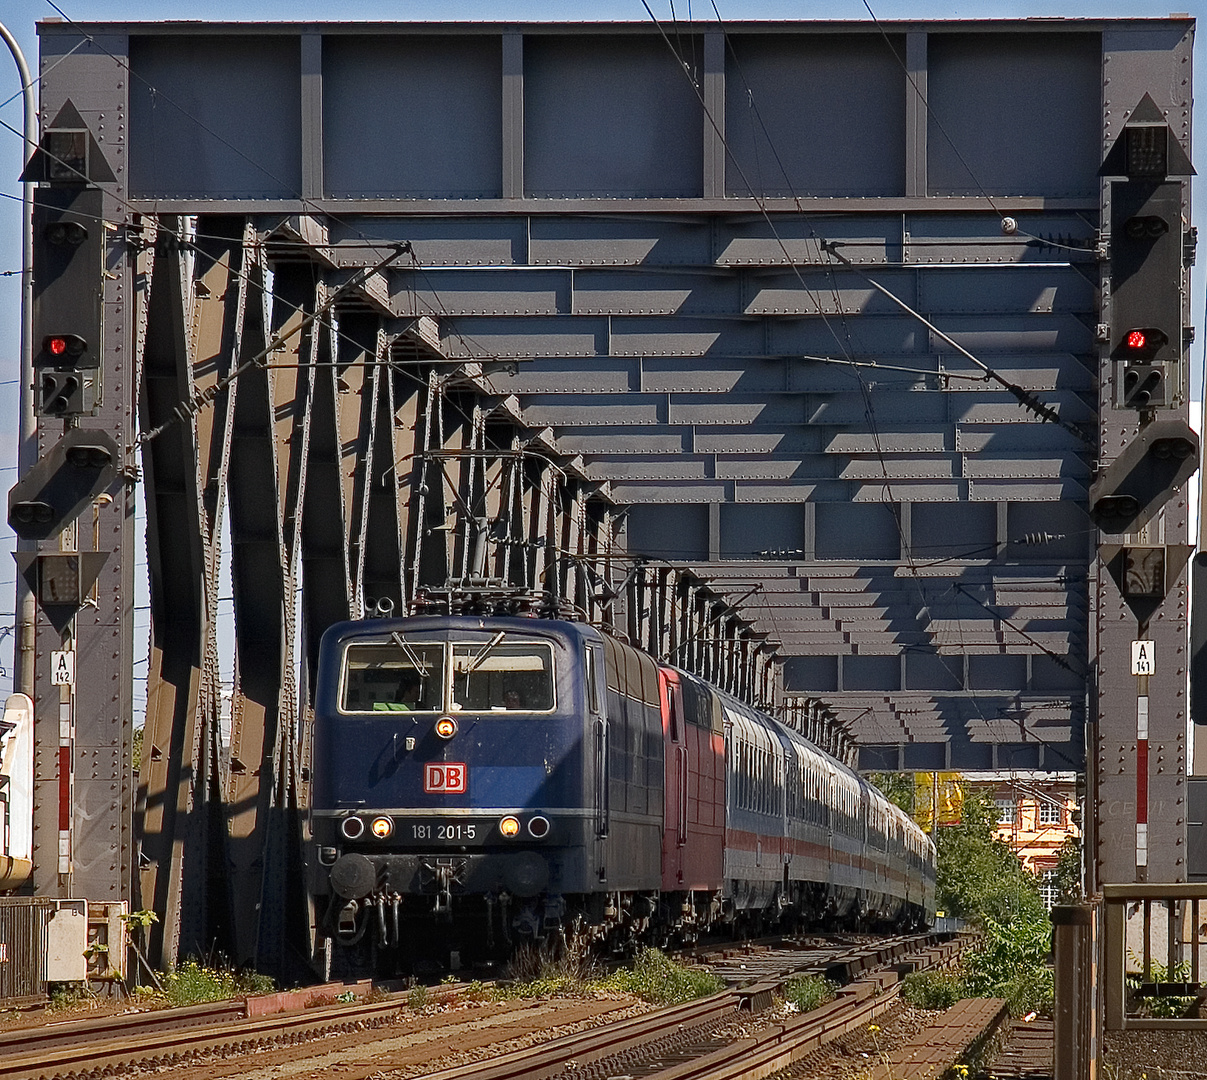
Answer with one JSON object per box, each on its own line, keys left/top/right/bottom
{"left": 661, "top": 673, "right": 687, "bottom": 889}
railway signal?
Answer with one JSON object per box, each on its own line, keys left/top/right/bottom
{"left": 7, "top": 428, "right": 119, "bottom": 542}
{"left": 1102, "top": 95, "right": 1194, "bottom": 412}
{"left": 21, "top": 101, "right": 116, "bottom": 419}
{"left": 1088, "top": 418, "right": 1198, "bottom": 534}
{"left": 30, "top": 187, "right": 103, "bottom": 417}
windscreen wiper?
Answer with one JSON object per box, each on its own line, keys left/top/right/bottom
{"left": 391, "top": 632, "right": 429, "bottom": 675}
{"left": 458, "top": 630, "right": 507, "bottom": 678}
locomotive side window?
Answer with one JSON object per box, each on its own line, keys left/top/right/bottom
{"left": 341, "top": 643, "right": 444, "bottom": 713}
{"left": 585, "top": 647, "right": 601, "bottom": 714}
{"left": 451, "top": 642, "right": 554, "bottom": 712}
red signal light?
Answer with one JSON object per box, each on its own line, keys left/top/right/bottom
{"left": 40, "top": 334, "right": 87, "bottom": 362}
{"left": 1120, "top": 327, "right": 1169, "bottom": 359}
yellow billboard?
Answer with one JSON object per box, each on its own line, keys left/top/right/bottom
{"left": 914, "top": 772, "right": 964, "bottom": 832}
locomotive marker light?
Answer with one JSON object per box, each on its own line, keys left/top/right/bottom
{"left": 528, "top": 815, "right": 551, "bottom": 838}
{"left": 340, "top": 816, "right": 365, "bottom": 840}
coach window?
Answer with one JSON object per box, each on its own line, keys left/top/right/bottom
{"left": 451, "top": 641, "right": 555, "bottom": 712}
{"left": 341, "top": 642, "right": 444, "bottom": 713}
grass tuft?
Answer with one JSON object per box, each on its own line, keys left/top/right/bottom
{"left": 783, "top": 974, "right": 836, "bottom": 1013}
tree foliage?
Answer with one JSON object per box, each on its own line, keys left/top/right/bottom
{"left": 933, "top": 790, "right": 1047, "bottom": 925}
{"left": 866, "top": 771, "right": 914, "bottom": 815}
{"left": 1052, "top": 834, "right": 1083, "bottom": 904}
{"left": 865, "top": 775, "right": 1056, "bottom": 1016}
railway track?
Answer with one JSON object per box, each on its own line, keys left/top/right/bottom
{"left": 0, "top": 977, "right": 457, "bottom": 1080}
{"left": 1, "top": 932, "right": 969, "bottom": 1080}
{"left": 417, "top": 933, "right": 970, "bottom": 1080}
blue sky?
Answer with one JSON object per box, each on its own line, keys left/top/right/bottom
{"left": 0, "top": 0, "right": 1202, "bottom": 707}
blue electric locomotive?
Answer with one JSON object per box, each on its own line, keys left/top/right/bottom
{"left": 310, "top": 615, "right": 665, "bottom": 969}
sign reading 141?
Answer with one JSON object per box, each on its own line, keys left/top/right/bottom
{"left": 1131, "top": 640, "right": 1155, "bottom": 676}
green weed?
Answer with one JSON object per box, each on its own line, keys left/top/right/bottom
{"left": 1127, "top": 958, "right": 1196, "bottom": 1019}
{"left": 160, "top": 960, "right": 276, "bottom": 1007}
{"left": 599, "top": 948, "right": 725, "bottom": 1005}
{"left": 901, "top": 970, "right": 966, "bottom": 1010}
{"left": 783, "top": 974, "right": 836, "bottom": 1013}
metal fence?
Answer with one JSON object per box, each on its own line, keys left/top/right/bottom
{"left": 1102, "top": 884, "right": 1207, "bottom": 1030}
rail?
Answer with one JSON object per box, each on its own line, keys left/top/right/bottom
{"left": 1102, "top": 883, "right": 1207, "bottom": 1030}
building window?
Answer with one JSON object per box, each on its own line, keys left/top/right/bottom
{"left": 1038, "top": 801, "right": 1063, "bottom": 826}
{"left": 996, "top": 797, "right": 1018, "bottom": 825}
{"left": 1040, "top": 870, "right": 1059, "bottom": 910}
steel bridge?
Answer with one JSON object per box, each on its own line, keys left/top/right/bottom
{"left": 5, "top": 17, "right": 1199, "bottom": 984}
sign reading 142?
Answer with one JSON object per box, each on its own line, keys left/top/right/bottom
{"left": 1131, "top": 640, "right": 1156, "bottom": 676}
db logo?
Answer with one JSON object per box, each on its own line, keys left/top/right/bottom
{"left": 424, "top": 763, "right": 467, "bottom": 793}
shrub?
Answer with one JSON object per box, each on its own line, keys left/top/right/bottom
{"left": 996, "top": 966, "right": 1054, "bottom": 1018}
{"left": 901, "top": 970, "right": 965, "bottom": 1010}
{"left": 1127, "top": 958, "right": 1196, "bottom": 1019}
{"left": 48, "top": 982, "right": 91, "bottom": 1010}
{"left": 408, "top": 984, "right": 429, "bottom": 1010}
{"left": 964, "top": 911, "right": 1053, "bottom": 1017}
{"left": 783, "top": 974, "right": 836, "bottom": 1013}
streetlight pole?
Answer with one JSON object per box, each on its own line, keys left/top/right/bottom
{"left": 0, "top": 20, "right": 37, "bottom": 697}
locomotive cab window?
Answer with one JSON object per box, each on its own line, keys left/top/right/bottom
{"left": 341, "top": 642, "right": 444, "bottom": 713}
{"left": 452, "top": 641, "right": 554, "bottom": 712}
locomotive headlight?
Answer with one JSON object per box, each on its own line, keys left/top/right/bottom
{"left": 435, "top": 716, "right": 458, "bottom": 739}
{"left": 499, "top": 816, "right": 521, "bottom": 838}
{"left": 370, "top": 816, "right": 394, "bottom": 839}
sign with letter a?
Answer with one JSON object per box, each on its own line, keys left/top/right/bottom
{"left": 50, "top": 650, "right": 74, "bottom": 685}
{"left": 1131, "top": 640, "right": 1155, "bottom": 676}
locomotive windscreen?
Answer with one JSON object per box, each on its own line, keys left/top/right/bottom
{"left": 451, "top": 642, "right": 554, "bottom": 712}
{"left": 340, "top": 642, "right": 444, "bottom": 713}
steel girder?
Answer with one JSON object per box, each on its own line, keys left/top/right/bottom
{"left": 24, "top": 20, "right": 1200, "bottom": 956}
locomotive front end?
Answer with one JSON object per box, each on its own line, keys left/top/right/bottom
{"left": 310, "top": 617, "right": 596, "bottom": 971}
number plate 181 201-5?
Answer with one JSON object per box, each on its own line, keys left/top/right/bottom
{"left": 404, "top": 820, "right": 484, "bottom": 843}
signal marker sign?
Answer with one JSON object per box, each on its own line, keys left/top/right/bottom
{"left": 1131, "top": 640, "right": 1155, "bottom": 676}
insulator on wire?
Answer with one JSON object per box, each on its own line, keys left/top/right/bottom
{"left": 1015, "top": 532, "right": 1065, "bottom": 545}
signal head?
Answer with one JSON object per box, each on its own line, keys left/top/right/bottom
{"left": 44, "top": 220, "right": 88, "bottom": 247}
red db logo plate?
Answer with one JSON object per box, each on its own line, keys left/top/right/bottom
{"left": 424, "top": 763, "right": 467, "bottom": 793}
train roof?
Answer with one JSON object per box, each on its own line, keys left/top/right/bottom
{"left": 320, "top": 613, "right": 608, "bottom": 649}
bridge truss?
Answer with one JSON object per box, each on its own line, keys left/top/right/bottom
{"left": 13, "top": 17, "right": 1196, "bottom": 972}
